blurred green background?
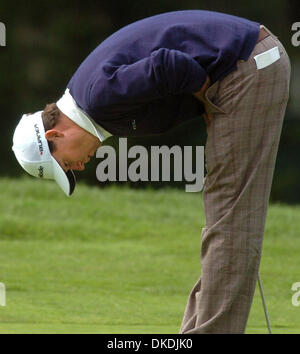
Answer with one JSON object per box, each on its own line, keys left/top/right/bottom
{"left": 1, "top": 0, "right": 299, "bottom": 203}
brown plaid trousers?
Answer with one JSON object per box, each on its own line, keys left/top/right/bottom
{"left": 180, "top": 26, "right": 291, "bottom": 334}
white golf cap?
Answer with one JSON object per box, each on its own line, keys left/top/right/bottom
{"left": 12, "top": 111, "right": 76, "bottom": 196}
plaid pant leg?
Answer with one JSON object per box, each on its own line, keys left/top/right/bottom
{"left": 180, "top": 35, "right": 291, "bottom": 334}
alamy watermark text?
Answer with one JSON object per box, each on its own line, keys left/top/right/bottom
{"left": 0, "top": 283, "right": 5, "bottom": 306}
{"left": 96, "top": 138, "right": 205, "bottom": 192}
{"left": 292, "top": 282, "right": 300, "bottom": 306}
{"left": 0, "top": 22, "right": 5, "bottom": 46}
{"left": 291, "top": 22, "right": 300, "bottom": 47}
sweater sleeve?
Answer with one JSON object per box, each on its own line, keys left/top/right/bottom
{"left": 88, "top": 48, "right": 207, "bottom": 112}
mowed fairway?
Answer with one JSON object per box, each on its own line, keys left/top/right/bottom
{"left": 0, "top": 177, "right": 299, "bottom": 334}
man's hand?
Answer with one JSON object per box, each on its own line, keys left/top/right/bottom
{"left": 193, "top": 76, "right": 212, "bottom": 125}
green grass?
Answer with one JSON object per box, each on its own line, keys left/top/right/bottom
{"left": 0, "top": 177, "right": 299, "bottom": 334}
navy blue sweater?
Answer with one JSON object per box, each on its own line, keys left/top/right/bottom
{"left": 67, "top": 10, "right": 260, "bottom": 137}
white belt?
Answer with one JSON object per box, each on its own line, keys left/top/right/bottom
{"left": 254, "top": 46, "right": 280, "bottom": 70}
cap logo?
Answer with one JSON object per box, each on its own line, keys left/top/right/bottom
{"left": 34, "top": 123, "right": 44, "bottom": 155}
{"left": 38, "top": 166, "right": 44, "bottom": 178}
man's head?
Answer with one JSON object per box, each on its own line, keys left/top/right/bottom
{"left": 12, "top": 89, "right": 103, "bottom": 196}
{"left": 42, "top": 103, "right": 101, "bottom": 172}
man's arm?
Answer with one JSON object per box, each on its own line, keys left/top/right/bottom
{"left": 88, "top": 48, "right": 208, "bottom": 112}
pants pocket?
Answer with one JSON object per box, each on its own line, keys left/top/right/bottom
{"left": 204, "top": 81, "right": 227, "bottom": 115}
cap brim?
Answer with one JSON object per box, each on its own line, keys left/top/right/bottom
{"left": 51, "top": 156, "right": 76, "bottom": 196}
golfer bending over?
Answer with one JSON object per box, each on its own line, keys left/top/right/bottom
{"left": 12, "top": 10, "right": 290, "bottom": 333}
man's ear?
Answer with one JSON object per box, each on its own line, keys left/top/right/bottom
{"left": 45, "top": 129, "right": 64, "bottom": 142}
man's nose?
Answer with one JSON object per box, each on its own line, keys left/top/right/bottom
{"left": 73, "top": 161, "right": 85, "bottom": 171}
{"left": 63, "top": 161, "right": 85, "bottom": 172}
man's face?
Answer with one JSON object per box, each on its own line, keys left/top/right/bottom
{"left": 45, "top": 121, "right": 101, "bottom": 171}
